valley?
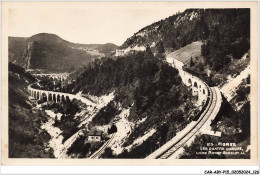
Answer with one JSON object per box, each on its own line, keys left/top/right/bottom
{"left": 8, "top": 8, "right": 251, "bottom": 159}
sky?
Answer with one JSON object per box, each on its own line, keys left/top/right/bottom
{"left": 6, "top": 2, "right": 186, "bottom": 46}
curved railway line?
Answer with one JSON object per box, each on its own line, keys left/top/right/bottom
{"left": 157, "top": 87, "right": 220, "bottom": 159}
{"left": 89, "top": 134, "right": 115, "bottom": 159}
{"left": 29, "top": 66, "right": 222, "bottom": 160}
{"left": 146, "top": 85, "right": 222, "bottom": 159}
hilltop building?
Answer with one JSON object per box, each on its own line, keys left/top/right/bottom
{"left": 115, "top": 49, "right": 125, "bottom": 56}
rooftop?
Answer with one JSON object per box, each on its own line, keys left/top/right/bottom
{"left": 166, "top": 41, "right": 202, "bottom": 65}
{"left": 88, "top": 130, "right": 102, "bottom": 136}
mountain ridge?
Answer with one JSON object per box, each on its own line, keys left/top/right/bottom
{"left": 119, "top": 9, "right": 249, "bottom": 57}
{"left": 9, "top": 33, "right": 118, "bottom": 73}
{"left": 9, "top": 33, "right": 118, "bottom": 47}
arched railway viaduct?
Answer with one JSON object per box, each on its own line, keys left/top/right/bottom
{"left": 145, "top": 52, "right": 222, "bottom": 159}
{"left": 166, "top": 56, "right": 208, "bottom": 106}
{"left": 27, "top": 51, "right": 222, "bottom": 160}
{"left": 27, "top": 84, "right": 96, "bottom": 106}
{"left": 32, "top": 73, "right": 69, "bottom": 81}
{"left": 28, "top": 85, "right": 74, "bottom": 103}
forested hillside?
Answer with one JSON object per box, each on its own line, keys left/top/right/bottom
{"left": 122, "top": 9, "right": 249, "bottom": 52}
{"left": 121, "top": 9, "right": 250, "bottom": 75}
{"left": 8, "top": 63, "right": 54, "bottom": 158}
{"left": 7, "top": 8, "right": 251, "bottom": 159}
{"left": 66, "top": 49, "right": 198, "bottom": 157}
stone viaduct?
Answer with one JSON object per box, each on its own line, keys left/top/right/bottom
{"left": 28, "top": 84, "right": 96, "bottom": 107}
{"left": 28, "top": 85, "right": 76, "bottom": 103}
{"left": 32, "top": 73, "right": 69, "bottom": 81}
{"left": 166, "top": 55, "right": 208, "bottom": 106}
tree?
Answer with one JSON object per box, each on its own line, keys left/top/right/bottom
{"left": 198, "top": 12, "right": 209, "bottom": 40}
{"left": 145, "top": 45, "right": 154, "bottom": 59}
{"left": 55, "top": 115, "right": 58, "bottom": 122}
{"left": 156, "top": 41, "right": 165, "bottom": 54}
{"left": 102, "top": 148, "right": 114, "bottom": 158}
{"left": 108, "top": 124, "right": 117, "bottom": 134}
{"left": 111, "top": 124, "right": 117, "bottom": 133}
{"left": 190, "top": 57, "right": 195, "bottom": 67}
{"left": 210, "top": 25, "right": 220, "bottom": 43}
{"left": 158, "top": 124, "right": 169, "bottom": 143}
{"left": 155, "top": 41, "right": 165, "bottom": 60}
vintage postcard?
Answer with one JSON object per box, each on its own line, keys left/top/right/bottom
{"left": 1, "top": 1, "right": 258, "bottom": 165}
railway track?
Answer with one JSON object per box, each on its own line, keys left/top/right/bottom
{"left": 89, "top": 133, "right": 115, "bottom": 159}
{"left": 156, "top": 87, "right": 219, "bottom": 159}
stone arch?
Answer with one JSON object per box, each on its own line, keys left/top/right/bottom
{"left": 48, "top": 93, "right": 53, "bottom": 101}
{"left": 194, "top": 82, "right": 198, "bottom": 88}
{"left": 53, "top": 94, "right": 56, "bottom": 102}
{"left": 42, "top": 92, "right": 47, "bottom": 102}
{"left": 37, "top": 91, "right": 40, "bottom": 99}
{"left": 57, "top": 94, "right": 61, "bottom": 102}
{"left": 188, "top": 78, "right": 192, "bottom": 86}
{"left": 66, "top": 96, "right": 70, "bottom": 102}
{"left": 61, "top": 95, "right": 65, "bottom": 102}
{"left": 203, "top": 89, "right": 205, "bottom": 94}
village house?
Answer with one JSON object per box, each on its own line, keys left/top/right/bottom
{"left": 87, "top": 130, "right": 103, "bottom": 142}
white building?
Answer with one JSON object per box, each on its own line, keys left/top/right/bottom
{"left": 115, "top": 49, "right": 125, "bottom": 56}
{"left": 87, "top": 130, "right": 102, "bottom": 142}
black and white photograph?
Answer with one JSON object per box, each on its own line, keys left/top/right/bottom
{"left": 1, "top": 1, "right": 258, "bottom": 166}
